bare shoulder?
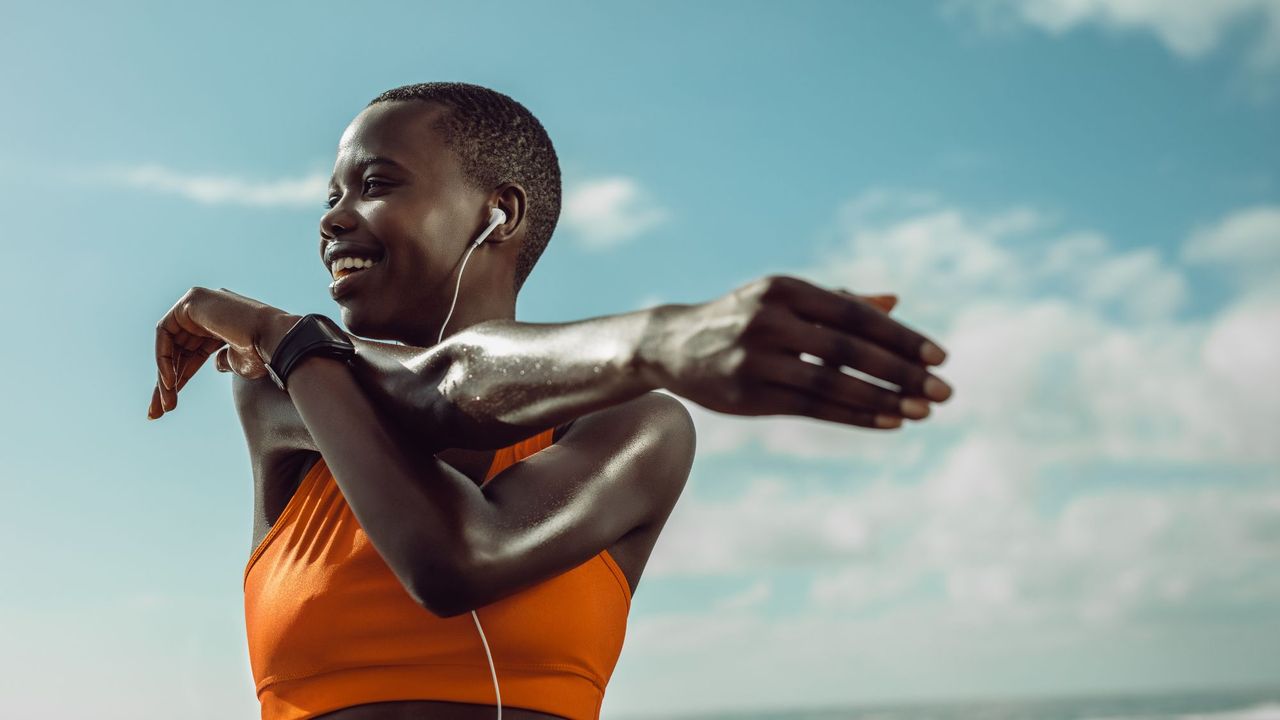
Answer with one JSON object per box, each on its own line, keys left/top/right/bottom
{"left": 627, "top": 390, "right": 696, "bottom": 526}
{"left": 561, "top": 390, "right": 697, "bottom": 522}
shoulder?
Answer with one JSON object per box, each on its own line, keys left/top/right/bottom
{"left": 563, "top": 391, "right": 695, "bottom": 453}
{"left": 560, "top": 390, "right": 697, "bottom": 506}
{"left": 628, "top": 390, "right": 697, "bottom": 447}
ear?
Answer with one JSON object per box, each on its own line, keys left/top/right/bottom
{"left": 486, "top": 182, "right": 528, "bottom": 244}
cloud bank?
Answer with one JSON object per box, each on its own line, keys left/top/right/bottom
{"left": 561, "top": 176, "right": 668, "bottom": 250}
{"left": 605, "top": 192, "right": 1280, "bottom": 714}
{"left": 98, "top": 164, "right": 328, "bottom": 208}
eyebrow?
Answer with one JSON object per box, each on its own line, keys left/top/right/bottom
{"left": 328, "top": 154, "right": 412, "bottom": 188}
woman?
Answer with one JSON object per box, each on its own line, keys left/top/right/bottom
{"left": 148, "top": 82, "right": 952, "bottom": 720}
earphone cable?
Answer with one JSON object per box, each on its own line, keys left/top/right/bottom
{"left": 438, "top": 241, "right": 480, "bottom": 345}
{"left": 439, "top": 217, "right": 501, "bottom": 719}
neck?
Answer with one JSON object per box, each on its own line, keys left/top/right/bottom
{"left": 397, "top": 288, "right": 516, "bottom": 348}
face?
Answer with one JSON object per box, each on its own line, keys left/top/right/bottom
{"left": 320, "top": 100, "right": 488, "bottom": 340}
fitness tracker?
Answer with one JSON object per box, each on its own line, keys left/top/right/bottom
{"left": 265, "top": 313, "right": 356, "bottom": 391}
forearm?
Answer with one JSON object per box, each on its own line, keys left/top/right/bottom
{"left": 282, "top": 352, "right": 490, "bottom": 612}
{"left": 342, "top": 305, "right": 674, "bottom": 451}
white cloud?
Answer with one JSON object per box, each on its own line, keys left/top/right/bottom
{"left": 97, "top": 164, "right": 328, "bottom": 208}
{"left": 614, "top": 192, "right": 1280, "bottom": 712}
{"left": 680, "top": 191, "right": 1279, "bottom": 464}
{"left": 615, "top": 482, "right": 1280, "bottom": 714}
{"left": 561, "top": 176, "right": 667, "bottom": 250}
{"left": 948, "top": 0, "right": 1280, "bottom": 77}
{"left": 619, "top": 449, "right": 1280, "bottom": 713}
{"left": 1183, "top": 204, "right": 1280, "bottom": 290}
{"left": 714, "top": 579, "right": 774, "bottom": 611}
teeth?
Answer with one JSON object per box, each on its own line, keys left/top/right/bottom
{"left": 330, "top": 256, "right": 379, "bottom": 279}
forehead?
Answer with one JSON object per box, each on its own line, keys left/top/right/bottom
{"left": 331, "top": 101, "right": 455, "bottom": 182}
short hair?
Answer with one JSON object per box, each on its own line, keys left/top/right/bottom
{"left": 367, "top": 82, "right": 561, "bottom": 296}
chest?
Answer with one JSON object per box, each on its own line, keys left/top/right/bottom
{"left": 250, "top": 448, "right": 651, "bottom": 598}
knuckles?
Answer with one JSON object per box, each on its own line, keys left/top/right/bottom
{"left": 739, "top": 304, "right": 781, "bottom": 344}
{"left": 746, "top": 274, "right": 792, "bottom": 304}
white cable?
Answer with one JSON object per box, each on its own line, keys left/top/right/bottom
{"left": 472, "top": 609, "right": 502, "bottom": 720}
{"left": 437, "top": 211, "right": 502, "bottom": 345}
{"left": 438, "top": 210, "right": 506, "bottom": 720}
{"left": 437, "top": 241, "right": 479, "bottom": 345}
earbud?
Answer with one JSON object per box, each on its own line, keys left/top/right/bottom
{"left": 439, "top": 206, "right": 508, "bottom": 345}
{"left": 472, "top": 207, "right": 506, "bottom": 248}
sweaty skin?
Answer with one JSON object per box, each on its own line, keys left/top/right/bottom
{"left": 227, "top": 97, "right": 951, "bottom": 720}
{"left": 234, "top": 99, "right": 696, "bottom": 720}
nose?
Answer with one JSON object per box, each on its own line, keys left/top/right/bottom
{"left": 320, "top": 202, "right": 357, "bottom": 240}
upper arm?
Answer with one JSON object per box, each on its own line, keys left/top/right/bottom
{"left": 231, "top": 375, "right": 321, "bottom": 532}
{"left": 435, "top": 390, "right": 696, "bottom": 615}
{"left": 231, "top": 373, "right": 319, "bottom": 457}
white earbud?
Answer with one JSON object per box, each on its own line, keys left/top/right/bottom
{"left": 438, "top": 207, "right": 507, "bottom": 345}
{"left": 473, "top": 207, "right": 507, "bottom": 247}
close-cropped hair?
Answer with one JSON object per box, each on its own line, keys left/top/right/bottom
{"left": 368, "top": 82, "right": 562, "bottom": 296}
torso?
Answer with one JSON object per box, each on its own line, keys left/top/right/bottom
{"left": 251, "top": 443, "right": 658, "bottom": 598}
{"left": 248, "top": 435, "right": 662, "bottom": 720}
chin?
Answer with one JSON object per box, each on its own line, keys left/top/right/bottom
{"left": 335, "top": 302, "right": 380, "bottom": 338}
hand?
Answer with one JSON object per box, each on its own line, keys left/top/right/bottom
{"left": 148, "top": 286, "right": 295, "bottom": 420}
{"left": 638, "top": 274, "right": 952, "bottom": 429}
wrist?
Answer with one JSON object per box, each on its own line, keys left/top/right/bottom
{"left": 628, "top": 304, "right": 680, "bottom": 392}
{"left": 254, "top": 311, "right": 305, "bottom": 366}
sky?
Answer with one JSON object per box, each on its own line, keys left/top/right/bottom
{"left": 2, "top": 1, "right": 1278, "bottom": 717}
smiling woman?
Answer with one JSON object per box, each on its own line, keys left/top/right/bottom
{"left": 148, "top": 81, "right": 951, "bottom": 720}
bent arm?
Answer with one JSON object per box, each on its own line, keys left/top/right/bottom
{"left": 340, "top": 304, "right": 676, "bottom": 452}
{"left": 268, "top": 348, "right": 692, "bottom": 617}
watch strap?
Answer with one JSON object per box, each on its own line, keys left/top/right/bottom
{"left": 266, "top": 313, "right": 355, "bottom": 391}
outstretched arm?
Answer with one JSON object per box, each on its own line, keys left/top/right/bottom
{"left": 287, "top": 275, "right": 946, "bottom": 455}
{"left": 220, "top": 274, "right": 944, "bottom": 456}
{"left": 339, "top": 305, "right": 666, "bottom": 453}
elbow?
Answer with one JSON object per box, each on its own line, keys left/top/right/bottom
{"left": 423, "top": 595, "right": 476, "bottom": 619}
{"left": 410, "top": 558, "right": 479, "bottom": 619}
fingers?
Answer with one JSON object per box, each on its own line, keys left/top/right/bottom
{"left": 174, "top": 336, "right": 222, "bottom": 391}
{"left": 748, "top": 380, "right": 903, "bottom": 429}
{"left": 776, "top": 277, "right": 946, "bottom": 366}
{"left": 748, "top": 351, "right": 930, "bottom": 420}
{"left": 155, "top": 320, "right": 177, "bottom": 393}
{"left": 766, "top": 306, "right": 951, "bottom": 402}
{"left": 148, "top": 383, "right": 162, "bottom": 420}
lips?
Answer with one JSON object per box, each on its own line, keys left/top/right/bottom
{"left": 329, "top": 258, "right": 384, "bottom": 300}
{"left": 323, "top": 242, "right": 386, "bottom": 268}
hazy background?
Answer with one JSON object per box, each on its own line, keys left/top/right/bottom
{"left": 2, "top": 1, "right": 1278, "bottom": 718}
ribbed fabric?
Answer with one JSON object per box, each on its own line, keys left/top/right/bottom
{"left": 243, "top": 427, "right": 632, "bottom": 719}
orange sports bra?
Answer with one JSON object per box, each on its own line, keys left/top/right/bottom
{"left": 243, "top": 426, "right": 632, "bottom": 720}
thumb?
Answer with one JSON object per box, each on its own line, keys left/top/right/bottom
{"left": 841, "top": 289, "right": 898, "bottom": 313}
{"left": 214, "top": 346, "right": 230, "bottom": 373}
{"left": 867, "top": 294, "right": 898, "bottom": 313}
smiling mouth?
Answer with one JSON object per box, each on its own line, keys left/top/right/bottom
{"left": 329, "top": 259, "right": 385, "bottom": 298}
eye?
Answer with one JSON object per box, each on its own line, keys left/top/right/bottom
{"left": 324, "top": 194, "right": 339, "bottom": 209}
{"left": 363, "top": 178, "right": 390, "bottom": 194}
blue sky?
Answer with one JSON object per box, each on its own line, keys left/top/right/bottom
{"left": 2, "top": 1, "right": 1278, "bottom": 717}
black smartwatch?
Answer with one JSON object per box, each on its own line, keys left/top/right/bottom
{"left": 265, "top": 313, "right": 356, "bottom": 391}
